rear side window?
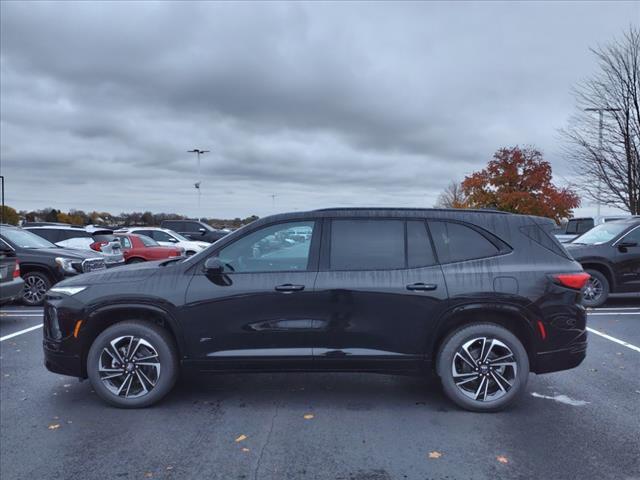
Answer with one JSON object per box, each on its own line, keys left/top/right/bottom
{"left": 330, "top": 220, "right": 404, "bottom": 270}
{"left": 30, "top": 228, "right": 61, "bottom": 242}
{"left": 520, "top": 224, "right": 570, "bottom": 259}
{"left": 407, "top": 221, "right": 436, "bottom": 267}
{"left": 162, "top": 222, "right": 179, "bottom": 230}
{"left": 59, "top": 229, "right": 91, "bottom": 241}
{"left": 119, "top": 237, "right": 132, "bottom": 248}
{"left": 428, "top": 221, "right": 499, "bottom": 263}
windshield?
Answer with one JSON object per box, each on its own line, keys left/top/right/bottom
{"left": 1, "top": 228, "right": 58, "bottom": 249}
{"left": 571, "top": 222, "right": 629, "bottom": 245}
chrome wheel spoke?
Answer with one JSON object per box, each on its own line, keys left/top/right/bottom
{"left": 98, "top": 335, "right": 160, "bottom": 399}
{"left": 452, "top": 336, "right": 517, "bottom": 403}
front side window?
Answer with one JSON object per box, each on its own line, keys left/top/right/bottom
{"left": 620, "top": 226, "right": 640, "bottom": 244}
{"left": 217, "top": 221, "right": 315, "bottom": 273}
{"left": 330, "top": 220, "right": 405, "bottom": 270}
{"left": 152, "top": 230, "right": 177, "bottom": 242}
{"left": 428, "top": 221, "right": 499, "bottom": 264}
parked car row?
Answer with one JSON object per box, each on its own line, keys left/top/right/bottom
{"left": 0, "top": 220, "right": 226, "bottom": 305}
{"left": 554, "top": 215, "right": 639, "bottom": 243}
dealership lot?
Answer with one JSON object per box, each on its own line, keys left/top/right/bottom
{"left": 1, "top": 300, "right": 639, "bottom": 480}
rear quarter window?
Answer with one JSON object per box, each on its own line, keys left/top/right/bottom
{"left": 428, "top": 221, "right": 501, "bottom": 264}
{"left": 520, "top": 224, "right": 571, "bottom": 259}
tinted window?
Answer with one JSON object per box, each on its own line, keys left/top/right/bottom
{"left": 29, "top": 228, "right": 61, "bottom": 242}
{"left": 621, "top": 226, "right": 640, "bottom": 244}
{"left": 133, "top": 230, "right": 154, "bottom": 238}
{"left": 218, "top": 221, "right": 315, "bottom": 273}
{"left": 59, "top": 229, "right": 91, "bottom": 241}
{"left": 162, "top": 221, "right": 179, "bottom": 230}
{"left": 577, "top": 219, "right": 594, "bottom": 234}
{"left": 152, "top": 230, "right": 178, "bottom": 242}
{"left": 565, "top": 219, "right": 579, "bottom": 234}
{"left": 330, "top": 220, "right": 404, "bottom": 270}
{"left": 407, "top": 221, "right": 436, "bottom": 267}
{"left": 428, "top": 221, "right": 499, "bottom": 263}
{"left": 2, "top": 229, "right": 56, "bottom": 249}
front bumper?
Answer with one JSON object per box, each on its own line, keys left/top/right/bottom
{"left": 0, "top": 277, "right": 24, "bottom": 304}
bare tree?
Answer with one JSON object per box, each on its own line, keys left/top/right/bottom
{"left": 563, "top": 26, "right": 640, "bottom": 214}
{"left": 434, "top": 180, "right": 467, "bottom": 208}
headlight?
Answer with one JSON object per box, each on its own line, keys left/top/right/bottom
{"left": 49, "top": 286, "right": 87, "bottom": 296}
{"left": 55, "top": 257, "right": 79, "bottom": 274}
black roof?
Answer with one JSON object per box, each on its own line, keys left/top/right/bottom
{"left": 313, "top": 207, "right": 508, "bottom": 215}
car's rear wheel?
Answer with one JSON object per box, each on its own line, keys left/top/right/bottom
{"left": 126, "top": 258, "right": 145, "bottom": 264}
{"left": 87, "top": 321, "right": 178, "bottom": 408}
{"left": 437, "top": 323, "right": 529, "bottom": 412}
{"left": 22, "top": 271, "right": 51, "bottom": 306}
{"left": 582, "top": 269, "right": 609, "bottom": 308}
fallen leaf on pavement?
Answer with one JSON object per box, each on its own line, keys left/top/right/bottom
{"left": 235, "top": 434, "right": 247, "bottom": 442}
{"left": 241, "top": 448, "right": 250, "bottom": 452}
{"left": 428, "top": 451, "right": 442, "bottom": 459}
{"left": 303, "top": 414, "right": 314, "bottom": 420}
{"left": 144, "top": 472, "right": 153, "bottom": 478}
{"left": 497, "top": 456, "right": 509, "bottom": 464}
{"left": 48, "top": 424, "right": 60, "bottom": 430}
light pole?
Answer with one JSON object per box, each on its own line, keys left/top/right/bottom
{"left": 0, "top": 175, "right": 4, "bottom": 223}
{"left": 188, "top": 149, "right": 209, "bottom": 219}
{"left": 584, "top": 107, "right": 621, "bottom": 216}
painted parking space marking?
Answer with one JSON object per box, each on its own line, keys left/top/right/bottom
{"left": 586, "top": 327, "right": 640, "bottom": 353}
{"left": 0, "top": 313, "right": 44, "bottom": 317}
{"left": 588, "top": 312, "right": 640, "bottom": 316}
{"left": 0, "top": 324, "right": 43, "bottom": 342}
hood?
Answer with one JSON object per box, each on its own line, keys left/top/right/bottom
{"left": 194, "top": 241, "right": 210, "bottom": 249}
{"left": 27, "top": 247, "right": 102, "bottom": 260}
{"left": 564, "top": 242, "right": 604, "bottom": 260}
{"left": 57, "top": 259, "right": 167, "bottom": 286}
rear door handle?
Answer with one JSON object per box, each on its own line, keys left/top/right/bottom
{"left": 406, "top": 282, "right": 437, "bottom": 291}
{"left": 275, "top": 284, "right": 305, "bottom": 293}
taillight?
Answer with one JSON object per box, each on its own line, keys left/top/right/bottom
{"left": 552, "top": 272, "right": 591, "bottom": 290}
{"left": 90, "top": 241, "right": 108, "bottom": 252}
{"left": 12, "top": 260, "right": 20, "bottom": 279}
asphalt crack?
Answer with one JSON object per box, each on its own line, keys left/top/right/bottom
{"left": 253, "top": 402, "right": 279, "bottom": 480}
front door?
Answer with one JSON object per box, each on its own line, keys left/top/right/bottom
{"left": 313, "top": 218, "right": 448, "bottom": 371}
{"left": 183, "top": 220, "right": 322, "bottom": 370}
{"left": 613, "top": 226, "right": 640, "bottom": 292}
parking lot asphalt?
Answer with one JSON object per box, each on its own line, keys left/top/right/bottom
{"left": 1, "top": 301, "right": 639, "bottom": 480}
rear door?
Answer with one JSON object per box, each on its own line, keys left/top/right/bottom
{"left": 313, "top": 218, "right": 448, "bottom": 370}
{"left": 612, "top": 226, "right": 640, "bottom": 292}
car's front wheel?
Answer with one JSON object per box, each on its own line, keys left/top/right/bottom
{"left": 87, "top": 321, "right": 178, "bottom": 408}
{"left": 582, "top": 269, "right": 609, "bottom": 308}
{"left": 22, "top": 271, "right": 51, "bottom": 306}
{"left": 437, "top": 323, "right": 529, "bottom": 412}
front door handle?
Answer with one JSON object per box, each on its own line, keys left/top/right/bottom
{"left": 406, "top": 282, "right": 437, "bottom": 291}
{"left": 275, "top": 284, "right": 305, "bottom": 293}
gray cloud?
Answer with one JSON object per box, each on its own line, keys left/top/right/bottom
{"left": 1, "top": 1, "right": 638, "bottom": 218}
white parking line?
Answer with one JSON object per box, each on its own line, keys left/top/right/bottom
{"left": 591, "top": 307, "right": 640, "bottom": 311}
{"left": 588, "top": 312, "right": 640, "bottom": 316}
{"left": 587, "top": 327, "right": 640, "bottom": 353}
{"left": 0, "top": 324, "right": 43, "bottom": 342}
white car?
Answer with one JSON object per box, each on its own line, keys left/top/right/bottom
{"left": 116, "top": 227, "right": 210, "bottom": 256}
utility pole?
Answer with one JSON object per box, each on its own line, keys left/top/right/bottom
{"left": 0, "top": 175, "right": 4, "bottom": 223}
{"left": 188, "top": 149, "right": 209, "bottom": 219}
{"left": 271, "top": 193, "right": 277, "bottom": 212}
{"left": 584, "top": 107, "right": 621, "bottom": 216}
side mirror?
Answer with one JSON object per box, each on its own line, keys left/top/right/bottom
{"left": 204, "top": 257, "right": 225, "bottom": 274}
{"left": 618, "top": 241, "right": 638, "bottom": 251}
{"left": 198, "top": 228, "right": 206, "bottom": 233}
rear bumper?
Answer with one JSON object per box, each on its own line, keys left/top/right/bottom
{"left": 0, "top": 277, "right": 24, "bottom": 304}
{"left": 533, "top": 331, "right": 587, "bottom": 374}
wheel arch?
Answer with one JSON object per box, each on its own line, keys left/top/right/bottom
{"left": 83, "top": 304, "right": 184, "bottom": 372}
{"left": 430, "top": 303, "right": 536, "bottom": 370}
{"left": 581, "top": 262, "right": 615, "bottom": 291}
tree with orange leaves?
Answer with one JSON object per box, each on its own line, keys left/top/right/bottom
{"left": 461, "top": 146, "right": 580, "bottom": 222}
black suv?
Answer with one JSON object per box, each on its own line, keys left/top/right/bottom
{"left": 160, "top": 219, "right": 227, "bottom": 243}
{"left": 565, "top": 218, "right": 640, "bottom": 307}
{"left": 44, "top": 208, "right": 588, "bottom": 412}
{"left": 0, "top": 225, "right": 106, "bottom": 306}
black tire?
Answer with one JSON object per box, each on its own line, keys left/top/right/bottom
{"left": 185, "top": 251, "right": 196, "bottom": 257}
{"left": 436, "top": 323, "right": 529, "bottom": 412}
{"left": 582, "top": 269, "right": 609, "bottom": 308}
{"left": 87, "top": 321, "right": 178, "bottom": 408}
{"left": 126, "top": 258, "right": 145, "bottom": 264}
{"left": 21, "top": 271, "right": 52, "bottom": 306}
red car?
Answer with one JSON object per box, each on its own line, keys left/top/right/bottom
{"left": 115, "top": 233, "right": 183, "bottom": 263}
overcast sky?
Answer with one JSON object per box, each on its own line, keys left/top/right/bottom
{"left": 1, "top": 1, "right": 638, "bottom": 219}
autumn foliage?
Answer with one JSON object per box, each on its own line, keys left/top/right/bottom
{"left": 461, "top": 147, "right": 580, "bottom": 222}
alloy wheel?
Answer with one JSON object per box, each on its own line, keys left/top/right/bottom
{"left": 582, "top": 277, "right": 603, "bottom": 302}
{"left": 98, "top": 336, "right": 161, "bottom": 399}
{"left": 451, "top": 337, "right": 517, "bottom": 402}
{"left": 23, "top": 276, "right": 47, "bottom": 304}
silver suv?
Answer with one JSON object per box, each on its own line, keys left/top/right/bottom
{"left": 23, "top": 224, "right": 125, "bottom": 267}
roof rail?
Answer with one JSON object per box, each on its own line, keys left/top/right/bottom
{"left": 312, "top": 207, "right": 509, "bottom": 215}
